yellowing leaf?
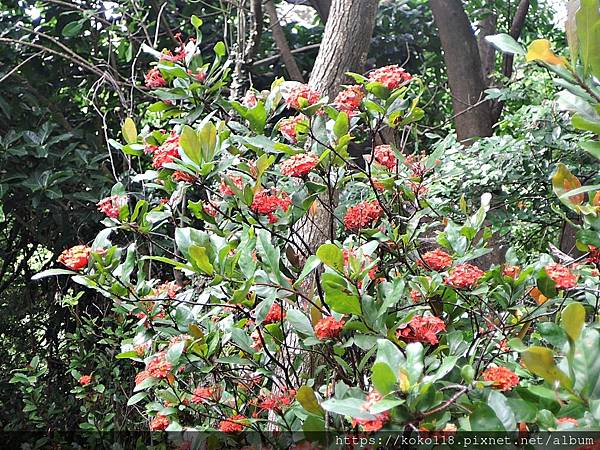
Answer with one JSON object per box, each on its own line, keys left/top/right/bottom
{"left": 530, "top": 287, "right": 548, "bottom": 305}
{"left": 122, "top": 117, "right": 137, "bottom": 144}
{"left": 552, "top": 163, "right": 584, "bottom": 207}
{"left": 526, "top": 39, "right": 565, "bottom": 65}
{"left": 562, "top": 302, "right": 585, "bottom": 342}
{"left": 522, "top": 346, "right": 572, "bottom": 389}
{"left": 296, "top": 386, "right": 324, "bottom": 416}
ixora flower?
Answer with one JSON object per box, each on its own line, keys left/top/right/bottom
{"left": 78, "top": 374, "right": 92, "bottom": 386}
{"left": 149, "top": 414, "right": 170, "bottom": 431}
{"left": 191, "top": 386, "right": 219, "bottom": 404}
{"left": 482, "top": 366, "right": 519, "bottom": 391}
{"left": 351, "top": 392, "right": 389, "bottom": 432}
{"left": 144, "top": 68, "right": 167, "bottom": 88}
{"left": 333, "top": 85, "right": 364, "bottom": 115}
{"left": 150, "top": 131, "right": 180, "bottom": 169}
{"left": 373, "top": 144, "right": 397, "bottom": 170}
{"left": 254, "top": 388, "right": 296, "bottom": 415}
{"left": 279, "top": 152, "right": 319, "bottom": 177}
{"left": 97, "top": 195, "right": 127, "bottom": 219}
{"left": 343, "top": 200, "right": 383, "bottom": 232}
{"left": 251, "top": 188, "right": 292, "bottom": 223}
{"left": 173, "top": 171, "right": 196, "bottom": 183}
{"left": 284, "top": 83, "right": 321, "bottom": 110}
{"left": 218, "top": 414, "right": 248, "bottom": 432}
{"left": 278, "top": 115, "right": 305, "bottom": 143}
{"left": 444, "top": 264, "right": 485, "bottom": 289}
{"left": 264, "top": 302, "right": 284, "bottom": 324}
{"left": 397, "top": 315, "right": 446, "bottom": 345}
{"left": 219, "top": 173, "right": 244, "bottom": 196}
{"left": 242, "top": 90, "right": 258, "bottom": 108}
{"left": 503, "top": 265, "right": 521, "bottom": 278}
{"left": 57, "top": 245, "right": 91, "bottom": 270}
{"left": 146, "top": 353, "right": 172, "bottom": 379}
{"left": 314, "top": 316, "right": 345, "bottom": 340}
{"left": 545, "top": 263, "right": 577, "bottom": 289}
{"left": 368, "top": 64, "right": 412, "bottom": 90}
{"left": 154, "top": 280, "right": 180, "bottom": 299}
{"left": 418, "top": 248, "right": 452, "bottom": 271}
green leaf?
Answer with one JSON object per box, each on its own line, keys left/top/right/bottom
{"left": 198, "top": 120, "right": 217, "bottom": 162}
{"left": 214, "top": 41, "right": 226, "bottom": 57}
{"left": 32, "top": 268, "right": 76, "bottom": 280}
{"left": 191, "top": 15, "right": 203, "bottom": 29}
{"left": 180, "top": 125, "right": 201, "bottom": 165}
{"left": 286, "top": 309, "right": 315, "bottom": 336}
{"left": 485, "top": 33, "right": 526, "bottom": 55}
{"left": 246, "top": 103, "right": 267, "bottom": 134}
{"left": 166, "top": 341, "right": 185, "bottom": 365}
{"left": 62, "top": 19, "right": 85, "bottom": 37}
{"left": 537, "top": 269, "right": 558, "bottom": 298}
{"left": 406, "top": 342, "right": 424, "bottom": 385}
{"left": 116, "top": 351, "right": 138, "bottom": 360}
{"left": 562, "top": 302, "right": 585, "bottom": 342}
{"left": 188, "top": 245, "right": 214, "bottom": 275}
{"left": 576, "top": 0, "right": 600, "bottom": 78}
{"left": 321, "top": 398, "right": 375, "bottom": 420}
{"left": 294, "top": 255, "right": 321, "bottom": 287}
{"left": 487, "top": 390, "right": 516, "bottom": 431}
{"left": 316, "top": 243, "right": 344, "bottom": 272}
{"left": 322, "top": 273, "right": 361, "bottom": 315}
{"left": 470, "top": 404, "right": 505, "bottom": 431}
{"left": 122, "top": 118, "right": 137, "bottom": 145}
{"left": 522, "top": 346, "right": 573, "bottom": 390}
{"left": 296, "top": 386, "right": 324, "bottom": 416}
{"left": 371, "top": 362, "right": 396, "bottom": 395}
{"left": 581, "top": 141, "right": 600, "bottom": 159}
{"left": 333, "top": 111, "right": 349, "bottom": 139}
{"left": 127, "top": 392, "right": 147, "bottom": 406}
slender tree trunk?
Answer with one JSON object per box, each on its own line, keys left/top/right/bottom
{"left": 429, "top": 0, "right": 493, "bottom": 142}
{"left": 264, "top": 0, "right": 304, "bottom": 82}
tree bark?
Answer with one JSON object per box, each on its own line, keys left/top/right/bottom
{"left": 264, "top": 0, "right": 304, "bottom": 82}
{"left": 429, "top": 0, "right": 493, "bottom": 143}
{"left": 477, "top": 13, "right": 497, "bottom": 86}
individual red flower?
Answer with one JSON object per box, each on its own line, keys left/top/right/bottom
{"left": 255, "top": 388, "right": 296, "bottom": 415}
{"left": 333, "top": 85, "right": 364, "bottom": 115}
{"left": 482, "top": 366, "right": 519, "bottom": 391}
{"left": 368, "top": 65, "right": 412, "bottom": 90}
{"left": 147, "top": 353, "right": 172, "bottom": 379}
{"left": 155, "top": 280, "right": 180, "bottom": 299}
{"left": 218, "top": 414, "right": 248, "bottom": 432}
{"left": 410, "top": 289, "right": 423, "bottom": 303}
{"left": 251, "top": 188, "right": 292, "bottom": 223}
{"left": 134, "top": 343, "right": 149, "bottom": 357}
{"left": 173, "top": 171, "right": 196, "bottom": 183}
{"left": 145, "top": 68, "right": 167, "bottom": 88}
{"left": 397, "top": 315, "right": 446, "bottom": 345}
{"left": 445, "top": 264, "right": 484, "bottom": 289}
{"left": 503, "top": 265, "right": 521, "bottom": 278}
{"left": 135, "top": 370, "right": 152, "bottom": 385}
{"left": 242, "top": 90, "right": 258, "bottom": 108}
{"left": 343, "top": 200, "right": 383, "bottom": 232}
{"left": 418, "top": 248, "right": 452, "bottom": 271}
{"left": 557, "top": 417, "right": 578, "bottom": 426}
{"left": 152, "top": 131, "right": 180, "bottom": 169}
{"left": 264, "top": 303, "right": 284, "bottom": 324}
{"left": 97, "top": 195, "right": 127, "bottom": 219}
{"left": 373, "top": 145, "right": 397, "bottom": 170}
{"left": 79, "top": 375, "right": 92, "bottom": 386}
{"left": 57, "top": 245, "right": 91, "bottom": 270}
{"left": 191, "top": 386, "right": 216, "bottom": 404}
{"left": 285, "top": 83, "right": 320, "bottom": 109}
{"left": 314, "top": 316, "right": 345, "bottom": 340}
{"left": 149, "top": 414, "right": 170, "bottom": 431}
{"left": 219, "top": 173, "right": 244, "bottom": 196}
{"left": 279, "top": 152, "right": 319, "bottom": 177}
{"left": 278, "top": 115, "right": 305, "bottom": 143}
{"left": 545, "top": 263, "right": 577, "bottom": 289}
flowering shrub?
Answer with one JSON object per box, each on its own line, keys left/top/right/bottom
{"left": 32, "top": 15, "right": 600, "bottom": 447}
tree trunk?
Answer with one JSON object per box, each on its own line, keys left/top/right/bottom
{"left": 264, "top": 0, "right": 304, "bottom": 82}
{"left": 429, "top": 0, "right": 493, "bottom": 143}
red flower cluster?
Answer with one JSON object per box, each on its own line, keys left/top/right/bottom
{"left": 251, "top": 188, "right": 292, "bottom": 223}
{"left": 155, "top": 280, "right": 180, "bottom": 299}
{"left": 503, "top": 265, "right": 521, "bottom": 278}
{"left": 97, "top": 195, "right": 127, "bottom": 219}
{"left": 145, "top": 68, "right": 167, "bottom": 88}
{"left": 219, "top": 173, "right": 244, "bottom": 196}
{"left": 147, "top": 131, "right": 180, "bottom": 169}
{"left": 255, "top": 388, "right": 296, "bottom": 415}
{"left": 418, "top": 248, "right": 452, "bottom": 271}
{"left": 149, "top": 414, "right": 170, "bottom": 431}
{"left": 278, "top": 115, "right": 305, "bottom": 143}
{"left": 242, "top": 90, "right": 258, "bottom": 108}
{"left": 587, "top": 246, "right": 600, "bottom": 264}
{"left": 404, "top": 154, "right": 430, "bottom": 178}
{"left": 314, "top": 316, "right": 345, "bottom": 340}
{"left": 343, "top": 200, "right": 383, "bottom": 232}
{"left": 135, "top": 370, "right": 151, "bottom": 385}
{"left": 445, "top": 264, "right": 484, "bottom": 289}
{"left": 333, "top": 85, "right": 364, "bottom": 115}
{"left": 191, "top": 386, "right": 217, "bottom": 404}
{"left": 79, "top": 375, "right": 92, "bottom": 386}
{"left": 410, "top": 289, "right": 423, "bottom": 303}
{"left": 557, "top": 417, "right": 578, "bottom": 426}
{"left": 368, "top": 65, "right": 412, "bottom": 90}
{"left": 264, "top": 302, "right": 284, "bottom": 324}
{"left": 57, "top": 245, "right": 91, "bottom": 270}
{"left": 285, "top": 83, "right": 320, "bottom": 109}
{"left": 147, "top": 353, "right": 172, "bottom": 379}
{"left": 545, "top": 263, "right": 577, "bottom": 289}
{"left": 280, "top": 152, "right": 319, "bottom": 177}
{"left": 173, "top": 171, "right": 196, "bottom": 183}
{"left": 352, "top": 391, "right": 389, "bottom": 432}
{"left": 160, "top": 33, "right": 187, "bottom": 63}
{"left": 373, "top": 145, "right": 397, "bottom": 170}
{"left": 218, "top": 414, "right": 248, "bottom": 432}
{"left": 397, "top": 315, "right": 446, "bottom": 345}
{"left": 482, "top": 366, "right": 519, "bottom": 391}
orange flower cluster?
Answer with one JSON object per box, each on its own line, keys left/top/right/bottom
{"left": 219, "top": 173, "right": 244, "bottom": 196}
{"left": 57, "top": 245, "right": 91, "bottom": 271}
{"left": 373, "top": 144, "right": 397, "bottom": 170}
{"left": 397, "top": 315, "right": 446, "bottom": 345}
{"left": 343, "top": 200, "right": 383, "bottom": 232}
{"left": 173, "top": 171, "right": 196, "bottom": 183}
{"left": 278, "top": 115, "right": 305, "bottom": 143}
{"left": 557, "top": 417, "right": 578, "bottom": 426}
{"left": 251, "top": 189, "right": 292, "bottom": 223}
{"left": 218, "top": 414, "right": 248, "bottom": 432}
{"left": 418, "top": 248, "right": 452, "bottom": 271}
{"left": 203, "top": 201, "right": 219, "bottom": 217}
{"left": 146, "top": 353, "right": 172, "bottom": 379}
{"left": 314, "top": 316, "right": 345, "bottom": 340}
{"left": 280, "top": 152, "right": 319, "bottom": 177}
{"left": 97, "top": 195, "right": 127, "bottom": 219}
{"left": 587, "top": 246, "right": 600, "bottom": 264}
{"left": 333, "top": 85, "right": 364, "bottom": 115}
{"left": 149, "top": 414, "right": 170, "bottom": 431}
{"left": 545, "top": 263, "right": 577, "bottom": 289}
{"left": 482, "top": 366, "right": 519, "bottom": 391}
{"left": 368, "top": 65, "right": 412, "bottom": 90}
{"left": 285, "top": 83, "right": 320, "bottom": 109}
{"left": 148, "top": 131, "right": 180, "bottom": 169}
{"left": 79, "top": 375, "right": 92, "bottom": 386}
{"left": 444, "top": 264, "right": 484, "bottom": 289}
{"left": 264, "top": 302, "right": 284, "bottom": 324}
{"left": 145, "top": 68, "right": 167, "bottom": 88}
